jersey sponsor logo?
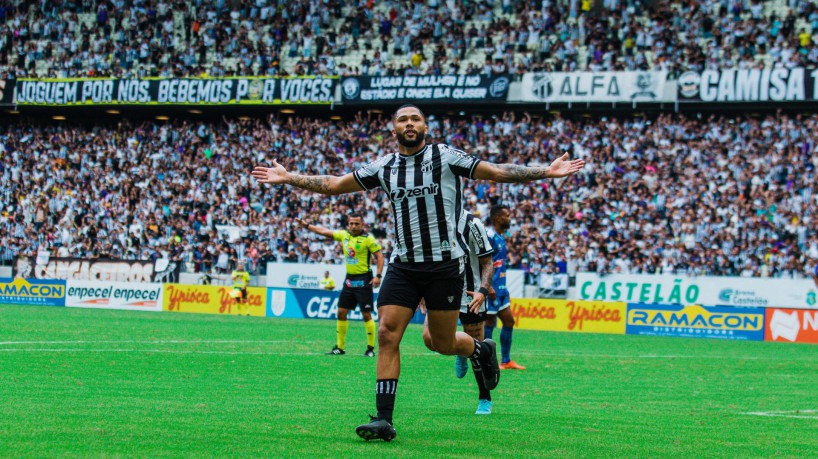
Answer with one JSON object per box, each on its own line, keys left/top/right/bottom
{"left": 389, "top": 183, "right": 440, "bottom": 201}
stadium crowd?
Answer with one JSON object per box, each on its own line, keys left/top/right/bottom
{"left": 1, "top": 110, "right": 817, "bottom": 282}
{"left": 0, "top": 0, "right": 817, "bottom": 79}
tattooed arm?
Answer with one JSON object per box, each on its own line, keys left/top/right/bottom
{"left": 473, "top": 153, "right": 586, "bottom": 182}
{"left": 251, "top": 159, "right": 363, "bottom": 195}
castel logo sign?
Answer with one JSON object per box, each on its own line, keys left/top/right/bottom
{"left": 766, "top": 309, "right": 818, "bottom": 344}
{"left": 626, "top": 304, "right": 764, "bottom": 341}
{"left": 0, "top": 277, "right": 66, "bottom": 306}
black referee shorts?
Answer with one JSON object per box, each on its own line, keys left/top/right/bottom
{"left": 377, "top": 258, "right": 464, "bottom": 311}
{"left": 338, "top": 272, "right": 374, "bottom": 312}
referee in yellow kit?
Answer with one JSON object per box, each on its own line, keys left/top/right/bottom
{"left": 297, "top": 213, "right": 384, "bottom": 357}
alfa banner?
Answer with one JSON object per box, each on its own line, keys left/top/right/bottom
{"left": 340, "top": 74, "right": 510, "bottom": 103}
{"left": 13, "top": 77, "right": 337, "bottom": 105}
{"left": 677, "top": 68, "right": 818, "bottom": 102}
{"left": 575, "top": 273, "right": 818, "bottom": 309}
{"left": 13, "top": 256, "right": 181, "bottom": 283}
{"left": 519, "top": 71, "right": 672, "bottom": 102}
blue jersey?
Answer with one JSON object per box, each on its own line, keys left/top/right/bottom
{"left": 487, "top": 227, "right": 508, "bottom": 294}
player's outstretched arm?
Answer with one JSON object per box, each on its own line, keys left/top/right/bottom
{"left": 252, "top": 159, "right": 363, "bottom": 195}
{"left": 295, "top": 218, "right": 335, "bottom": 238}
{"left": 473, "top": 153, "right": 585, "bottom": 182}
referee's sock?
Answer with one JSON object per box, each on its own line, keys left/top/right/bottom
{"left": 337, "top": 320, "right": 349, "bottom": 350}
{"left": 376, "top": 379, "right": 398, "bottom": 423}
{"left": 364, "top": 319, "right": 376, "bottom": 348}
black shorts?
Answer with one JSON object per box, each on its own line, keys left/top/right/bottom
{"left": 235, "top": 287, "right": 247, "bottom": 300}
{"left": 377, "top": 258, "right": 464, "bottom": 311}
{"left": 459, "top": 310, "right": 487, "bottom": 325}
{"left": 338, "top": 272, "right": 374, "bottom": 312}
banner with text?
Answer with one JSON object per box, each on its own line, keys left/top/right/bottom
{"left": 163, "top": 284, "right": 267, "bottom": 316}
{"left": 14, "top": 256, "right": 180, "bottom": 283}
{"left": 765, "top": 308, "right": 818, "bottom": 344}
{"left": 626, "top": 304, "right": 765, "bottom": 341}
{"left": 266, "top": 262, "right": 351, "bottom": 290}
{"left": 510, "top": 298, "right": 626, "bottom": 334}
{"left": 340, "top": 75, "right": 510, "bottom": 103}
{"left": 575, "top": 273, "right": 818, "bottom": 309}
{"left": 66, "top": 280, "right": 163, "bottom": 311}
{"left": 519, "top": 71, "right": 672, "bottom": 102}
{"left": 0, "top": 277, "right": 66, "bottom": 306}
{"left": 13, "top": 77, "right": 337, "bottom": 105}
{"left": 677, "top": 68, "right": 818, "bottom": 102}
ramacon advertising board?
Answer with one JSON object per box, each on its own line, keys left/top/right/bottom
{"left": 0, "top": 277, "right": 66, "bottom": 306}
{"left": 766, "top": 308, "right": 818, "bottom": 344}
{"left": 626, "top": 304, "right": 765, "bottom": 341}
{"left": 163, "top": 284, "right": 267, "bottom": 317}
{"left": 509, "top": 298, "right": 626, "bottom": 334}
{"left": 66, "top": 280, "right": 163, "bottom": 311}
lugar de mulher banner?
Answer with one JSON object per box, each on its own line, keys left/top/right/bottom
{"left": 13, "top": 77, "right": 337, "bottom": 105}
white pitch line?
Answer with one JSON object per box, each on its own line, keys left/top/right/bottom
{"left": 740, "top": 411, "right": 818, "bottom": 419}
{"left": 0, "top": 340, "right": 293, "bottom": 345}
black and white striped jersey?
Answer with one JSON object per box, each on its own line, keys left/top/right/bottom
{"left": 461, "top": 212, "right": 494, "bottom": 306}
{"left": 353, "top": 143, "right": 480, "bottom": 264}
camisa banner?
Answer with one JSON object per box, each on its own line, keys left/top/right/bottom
{"left": 677, "top": 68, "right": 817, "bottom": 102}
{"left": 340, "top": 75, "right": 510, "bottom": 103}
{"left": 13, "top": 77, "right": 337, "bottom": 105}
{"left": 575, "top": 273, "right": 818, "bottom": 309}
{"left": 519, "top": 71, "right": 672, "bottom": 102}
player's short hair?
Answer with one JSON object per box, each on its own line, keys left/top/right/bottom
{"left": 489, "top": 205, "right": 510, "bottom": 222}
{"left": 392, "top": 104, "right": 426, "bottom": 123}
{"left": 347, "top": 212, "right": 363, "bottom": 221}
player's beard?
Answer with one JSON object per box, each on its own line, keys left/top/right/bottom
{"left": 396, "top": 130, "right": 424, "bottom": 148}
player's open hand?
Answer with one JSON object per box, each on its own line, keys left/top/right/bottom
{"left": 252, "top": 159, "right": 290, "bottom": 185}
{"left": 295, "top": 217, "right": 309, "bottom": 228}
{"left": 465, "top": 291, "right": 485, "bottom": 313}
{"left": 548, "top": 153, "right": 585, "bottom": 178}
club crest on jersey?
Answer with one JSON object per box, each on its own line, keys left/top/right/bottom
{"left": 440, "top": 240, "right": 451, "bottom": 252}
{"left": 421, "top": 159, "right": 433, "bottom": 173}
{"left": 447, "top": 296, "right": 454, "bottom": 303}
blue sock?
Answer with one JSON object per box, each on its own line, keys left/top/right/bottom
{"left": 500, "top": 327, "right": 513, "bottom": 364}
{"left": 484, "top": 324, "right": 495, "bottom": 340}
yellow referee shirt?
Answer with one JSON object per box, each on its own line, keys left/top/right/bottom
{"left": 333, "top": 230, "right": 382, "bottom": 276}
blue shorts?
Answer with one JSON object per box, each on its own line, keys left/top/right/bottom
{"left": 487, "top": 293, "right": 510, "bottom": 315}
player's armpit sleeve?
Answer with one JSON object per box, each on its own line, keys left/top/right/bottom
{"left": 353, "top": 159, "right": 383, "bottom": 191}
{"left": 333, "top": 230, "right": 346, "bottom": 242}
{"left": 442, "top": 144, "right": 481, "bottom": 178}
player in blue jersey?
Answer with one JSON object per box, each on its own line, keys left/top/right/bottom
{"left": 484, "top": 205, "right": 526, "bottom": 370}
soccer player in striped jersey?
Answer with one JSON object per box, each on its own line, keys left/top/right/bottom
{"left": 421, "top": 211, "right": 496, "bottom": 414}
{"left": 251, "top": 104, "right": 585, "bottom": 442}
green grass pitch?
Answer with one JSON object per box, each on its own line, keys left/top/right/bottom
{"left": 1, "top": 304, "right": 817, "bottom": 458}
